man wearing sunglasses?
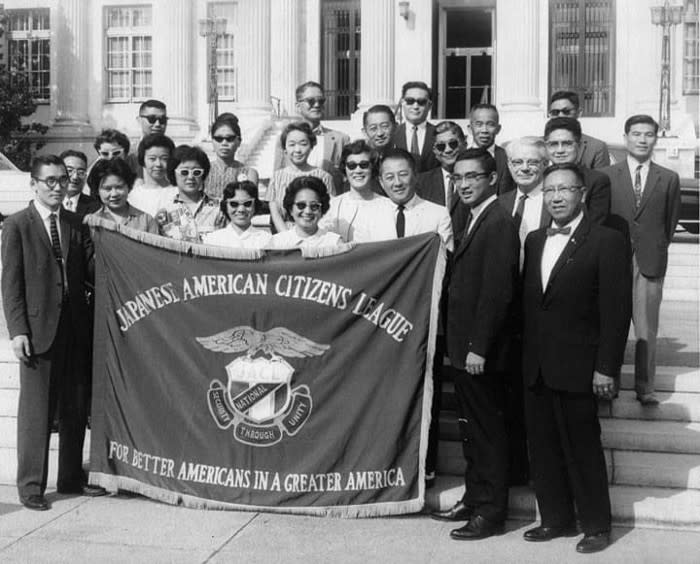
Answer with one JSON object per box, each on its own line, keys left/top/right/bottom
{"left": 126, "top": 99, "right": 169, "bottom": 178}
{"left": 2, "top": 155, "right": 106, "bottom": 511}
{"left": 548, "top": 91, "right": 610, "bottom": 170}
{"left": 392, "top": 81, "right": 440, "bottom": 174}
{"left": 468, "top": 104, "right": 515, "bottom": 195}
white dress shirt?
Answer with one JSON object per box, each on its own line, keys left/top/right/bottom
{"left": 202, "top": 224, "right": 272, "bottom": 249}
{"left": 513, "top": 184, "right": 544, "bottom": 245}
{"left": 33, "top": 199, "right": 63, "bottom": 248}
{"left": 63, "top": 194, "right": 80, "bottom": 212}
{"left": 626, "top": 155, "right": 651, "bottom": 195}
{"left": 540, "top": 211, "right": 584, "bottom": 289}
{"left": 467, "top": 194, "right": 498, "bottom": 235}
{"left": 441, "top": 168, "right": 453, "bottom": 207}
{"left": 307, "top": 126, "right": 327, "bottom": 169}
{"left": 405, "top": 121, "right": 428, "bottom": 154}
{"left": 394, "top": 194, "right": 454, "bottom": 251}
{"left": 320, "top": 192, "right": 395, "bottom": 242}
{"left": 267, "top": 227, "right": 342, "bottom": 250}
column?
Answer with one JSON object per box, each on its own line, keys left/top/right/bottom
{"left": 356, "top": 0, "right": 395, "bottom": 111}
{"left": 153, "top": 0, "right": 198, "bottom": 141}
{"left": 234, "top": 0, "right": 272, "bottom": 117}
{"left": 270, "top": 0, "right": 300, "bottom": 117}
{"left": 51, "top": 0, "right": 91, "bottom": 134}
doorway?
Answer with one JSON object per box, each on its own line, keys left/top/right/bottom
{"left": 437, "top": 6, "right": 494, "bottom": 119}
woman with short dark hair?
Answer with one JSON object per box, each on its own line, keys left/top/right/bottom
{"left": 128, "top": 134, "right": 177, "bottom": 216}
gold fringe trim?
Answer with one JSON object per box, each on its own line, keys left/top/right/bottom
{"left": 89, "top": 472, "right": 423, "bottom": 518}
{"left": 299, "top": 242, "right": 356, "bottom": 259}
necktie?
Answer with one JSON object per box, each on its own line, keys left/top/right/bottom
{"left": 634, "top": 164, "right": 643, "bottom": 208}
{"left": 446, "top": 176, "right": 454, "bottom": 209}
{"left": 396, "top": 205, "right": 405, "bottom": 238}
{"left": 463, "top": 210, "right": 474, "bottom": 236}
{"left": 49, "top": 213, "right": 63, "bottom": 261}
{"left": 64, "top": 198, "right": 74, "bottom": 211}
{"left": 546, "top": 226, "right": 571, "bottom": 237}
{"left": 513, "top": 193, "right": 527, "bottom": 230}
{"left": 410, "top": 126, "right": 419, "bottom": 157}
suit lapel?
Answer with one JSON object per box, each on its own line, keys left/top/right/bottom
{"left": 637, "top": 163, "right": 660, "bottom": 216}
{"left": 421, "top": 124, "right": 434, "bottom": 159}
{"left": 454, "top": 199, "right": 495, "bottom": 259}
{"left": 615, "top": 163, "right": 637, "bottom": 213}
{"left": 544, "top": 217, "right": 591, "bottom": 297}
{"left": 529, "top": 229, "right": 547, "bottom": 297}
{"left": 539, "top": 201, "right": 552, "bottom": 228}
{"left": 59, "top": 213, "right": 71, "bottom": 262}
{"left": 28, "top": 202, "right": 55, "bottom": 256}
{"left": 323, "top": 128, "right": 337, "bottom": 163}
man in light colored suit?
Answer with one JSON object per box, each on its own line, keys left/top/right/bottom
{"left": 392, "top": 81, "right": 440, "bottom": 173}
{"left": 548, "top": 91, "right": 610, "bottom": 170}
{"left": 603, "top": 115, "right": 681, "bottom": 405}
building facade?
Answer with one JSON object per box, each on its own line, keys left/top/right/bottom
{"left": 1, "top": 0, "right": 698, "bottom": 176}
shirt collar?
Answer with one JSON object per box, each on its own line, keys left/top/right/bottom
{"left": 397, "top": 194, "right": 420, "bottom": 210}
{"left": 470, "top": 194, "right": 498, "bottom": 219}
{"left": 551, "top": 210, "right": 584, "bottom": 233}
{"left": 518, "top": 183, "right": 542, "bottom": 199}
{"left": 33, "top": 199, "right": 60, "bottom": 220}
{"left": 486, "top": 144, "right": 496, "bottom": 157}
{"left": 407, "top": 121, "right": 427, "bottom": 132}
{"left": 627, "top": 155, "right": 651, "bottom": 174}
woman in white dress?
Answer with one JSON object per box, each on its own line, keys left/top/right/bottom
{"left": 202, "top": 181, "right": 271, "bottom": 249}
{"left": 128, "top": 134, "right": 177, "bottom": 216}
{"left": 268, "top": 176, "right": 342, "bottom": 250}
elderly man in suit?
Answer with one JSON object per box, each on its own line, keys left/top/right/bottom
{"left": 548, "top": 91, "right": 610, "bottom": 170}
{"left": 392, "top": 82, "right": 440, "bottom": 173}
{"left": 603, "top": 115, "right": 681, "bottom": 405}
{"left": 431, "top": 148, "right": 519, "bottom": 540}
{"left": 60, "top": 150, "right": 101, "bottom": 217}
{"left": 468, "top": 104, "right": 516, "bottom": 195}
{"left": 521, "top": 162, "right": 631, "bottom": 554}
{"left": 2, "top": 155, "right": 106, "bottom": 511}
{"left": 544, "top": 118, "right": 610, "bottom": 224}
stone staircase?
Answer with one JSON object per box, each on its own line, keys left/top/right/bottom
{"left": 428, "top": 240, "right": 700, "bottom": 531}
{"left": 244, "top": 119, "right": 289, "bottom": 186}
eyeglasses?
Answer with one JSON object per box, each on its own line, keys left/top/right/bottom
{"left": 545, "top": 140, "right": 577, "bottom": 150}
{"left": 299, "top": 97, "right": 326, "bottom": 107}
{"left": 366, "top": 123, "right": 393, "bottom": 134}
{"left": 226, "top": 200, "right": 254, "bottom": 209}
{"left": 140, "top": 115, "right": 168, "bottom": 125}
{"left": 548, "top": 108, "right": 577, "bottom": 117}
{"left": 65, "top": 167, "right": 87, "bottom": 179}
{"left": 451, "top": 172, "right": 490, "bottom": 184}
{"left": 33, "top": 176, "right": 69, "bottom": 188}
{"left": 346, "top": 160, "right": 371, "bottom": 170}
{"left": 176, "top": 168, "right": 205, "bottom": 178}
{"left": 213, "top": 135, "right": 238, "bottom": 143}
{"left": 403, "top": 97, "right": 429, "bottom": 107}
{"left": 509, "top": 159, "right": 542, "bottom": 168}
{"left": 542, "top": 185, "right": 582, "bottom": 196}
{"left": 435, "top": 140, "right": 460, "bottom": 152}
{"left": 98, "top": 149, "right": 124, "bottom": 159}
{"left": 294, "top": 201, "right": 322, "bottom": 212}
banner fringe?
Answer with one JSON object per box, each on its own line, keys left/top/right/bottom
{"left": 89, "top": 472, "right": 423, "bottom": 518}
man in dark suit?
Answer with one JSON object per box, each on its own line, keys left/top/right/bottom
{"left": 548, "top": 91, "right": 610, "bottom": 169}
{"left": 392, "top": 81, "right": 440, "bottom": 173}
{"left": 603, "top": 115, "right": 681, "bottom": 405}
{"left": 468, "top": 103, "right": 516, "bottom": 195}
{"left": 1, "top": 155, "right": 105, "bottom": 511}
{"left": 60, "top": 150, "right": 101, "bottom": 217}
{"left": 362, "top": 105, "right": 397, "bottom": 196}
{"left": 521, "top": 163, "right": 631, "bottom": 554}
{"left": 431, "top": 149, "right": 520, "bottom": 540}
{"left": 544, "top": 118, "right": 610, "bottom": 224}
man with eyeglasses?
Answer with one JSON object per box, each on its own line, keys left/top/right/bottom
{"left": 2, "top": 155, "right": 107, "bottom": 511}
{"left": 548, "top": 91, "right": 610, "bottom": 170}
{"left": 432, "top": 148, "right": 519, "bottom": 541}
{"left": 468, "top": 104, "right": 515, "bottom": 195}
{"left": 60, "top": 150, "right": 100, "bottom": 217}
{"left": 544, "top": 118, "right": 610, "bottom": 224}
{"left": 521, "top": 163, "right": 631, "bottom": 554}
{"left": 126, "top": 99, "right": 168, "bottom": 178}
{"left": 392, "top": 81, "right": 439, "bottom": 173}
{"left": 602, "top": 115, "right": 681, "bottom": 406}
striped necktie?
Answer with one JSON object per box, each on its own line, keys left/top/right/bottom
{"left": 634, "top": 164, "right": 643, "bottom": 208}
{"left": 49, "top": 213, "right": 63, "bottom": 262}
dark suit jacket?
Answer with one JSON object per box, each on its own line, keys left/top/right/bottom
{"left": 1, "top": 203, "right": 93, "bottom": 355}
{"left": 498, "top": 189, "right": 552, "bottom": 230}
{"left": 75, "top": 194, "right": 101, "bottom": 217}
{"left": 578, "top": 133, "right": 611, "bottom": 170}
{"left": 521, "top": 217, "right": 632, "bottom": 392}
{"left": 494, "top": 145, "right": 516, "bottom": 195}
{"left": 603, "top": 161, "right": 681, "bottom": 278}
{"left": 393, "top": 122, "right": 440, "bottom": 173}
{"left": 446, "top": 200, "right": 520, "bottom": 372}
{"left": 416, "top": 167, "right": 470, "bottom": 236}
{"left": 581, "top": 167, "right": 610, "bottom": 224}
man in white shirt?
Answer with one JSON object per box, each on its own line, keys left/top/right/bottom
{"left": 60, "top": 150, "right": 100, "bottom": 217}
{"left": 392, "top": 82, "right": 440, "bottom": 173}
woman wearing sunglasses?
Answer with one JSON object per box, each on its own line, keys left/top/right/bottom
{"left": 87, "top": 158, "right": 159, "bottom": 234}
{"left": 157, "top": 145, "right": 220, "bottom": 243}
{"left": 128, "top": 134, "right": 177, "bottom": 216}
{"left": 320, "top": 140, "right": 394, "bottom": 242}
{"left": 268, "top": 176, "right": 341, "bottom": 249}
{"left": 265, "top": 121, "right": 335, "bottom": 234}
{"left": 202, "top": 181, "right": 271, "bottom": 249}
{"left": 204, "top": 113, "right": 259, "bottom": 200}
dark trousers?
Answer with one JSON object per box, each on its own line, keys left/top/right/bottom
{"left": 17, "top": 305, "right": 89, "bottom": 499}
{"left": 426, "top": 336, "right": 445, "bottom": 476}
{"left": 525, "top": 381, "right": 611, "bottom": 535}
{"left": 504, "top": 339, "right": 529, "bottom": 485}
{"left": 454, "top": 369, "right": 509, "bottom": 522}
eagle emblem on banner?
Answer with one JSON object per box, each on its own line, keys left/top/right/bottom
{"left": 197, "top": 326, "right": 329, "bottom": 446}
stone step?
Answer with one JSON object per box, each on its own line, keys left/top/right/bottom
{"left": 426, "top": 475, "right": 700, "bottom": 531}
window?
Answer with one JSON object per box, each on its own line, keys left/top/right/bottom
{"left": 207, "top": 2, "right": 238, "bottom": 101}
{"left": 683, "top": 0, "right": 699, "bottom": 94}
{"left": 7, "top": 8, "right": 51, "bottom": 102}
{"left": 549, "top": 0, "right": 615, "bottom": 116}
{"left": 104, "top": 6, "right": 152, "bottom": 102}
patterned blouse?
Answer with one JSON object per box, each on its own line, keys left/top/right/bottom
{"left": 263, "top": 167, "right": 336, "bottom": 222}
{"left": 91, "top": 205, "right": 160, "bottom": 235}
{"left": 158, "top": 193, "right": 221, "bottom": 243}
{"left": 204, "top": 159, "right": 259, "bottom": 200}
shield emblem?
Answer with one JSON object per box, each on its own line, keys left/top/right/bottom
{"left": 226, "top": 357, "right": 294, "bottom": 423}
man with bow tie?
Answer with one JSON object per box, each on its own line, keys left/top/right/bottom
{"left": 521, "top": 163, "right": 631, "bottom": 554}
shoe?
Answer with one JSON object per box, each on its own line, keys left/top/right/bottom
{"left": 431, "top": 500, "right": 474, "bottom": 522}
{"left": 576, "top": 532, "right": 610, "bottom": 553}
{"left": 425, "top": 471, "right": 436, "bottom": 490}
{"left": 637, "top": 393, "right": 659, "bottom": 406}
{"left": 21, "top": 494, "right": 49, "bottom": 511}
{"left": 57, "top": 484, "right": 107, "bottom": 497}
{"left": 450, "top": 515, "right": 504, "bottom": 540}
{"left": 523, "top": 524, "right": 578, "bottom": 542}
